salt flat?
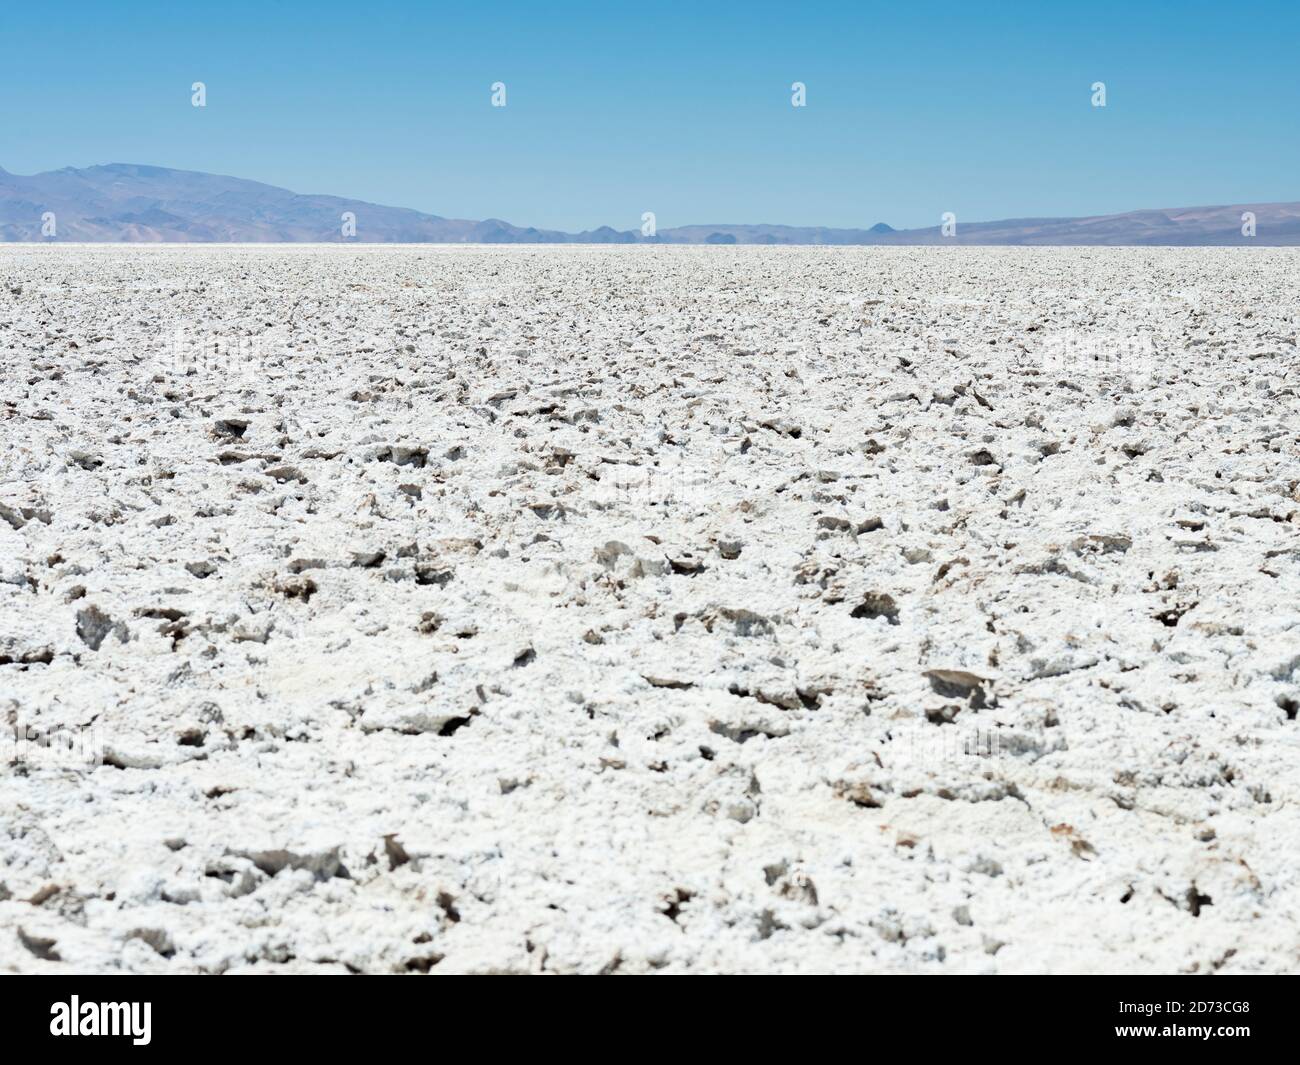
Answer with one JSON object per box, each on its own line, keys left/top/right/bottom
{"left": 1, "top": 245, "right": 1298, "bottom": 974}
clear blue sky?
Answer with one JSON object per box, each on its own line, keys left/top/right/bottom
{"left": 2, "top": 0, "right": 1296, "bottom": 230}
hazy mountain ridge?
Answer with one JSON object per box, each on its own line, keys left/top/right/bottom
{"left": 2, "top": 162, "right": 1297, "bottom": 245}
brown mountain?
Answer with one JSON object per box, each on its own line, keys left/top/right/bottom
{"left": 1, "top": 163, "right": 1295, "bottom": 245}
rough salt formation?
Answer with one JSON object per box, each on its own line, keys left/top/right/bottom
{"left": 1, "top": 245, "right": 1298, "bottom": 974}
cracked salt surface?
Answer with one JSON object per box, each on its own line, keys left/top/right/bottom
{"left": 1, "top": 244, "right": 1298, "bottom": 973}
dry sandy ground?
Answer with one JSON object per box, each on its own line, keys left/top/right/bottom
{"left": 1, "top": 245, "right": 1298, "bottom": 974}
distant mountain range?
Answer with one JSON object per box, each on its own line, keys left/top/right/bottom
{"left": 2, "top": 162, "right": 1298, "bottom": 245}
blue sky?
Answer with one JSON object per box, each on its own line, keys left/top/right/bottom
{"left": 2, "top": 1, "right": 1296, "bottom": 230}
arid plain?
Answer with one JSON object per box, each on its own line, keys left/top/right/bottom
{"left": 1, "top": 245, "right": 1297, "bottom": 973}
